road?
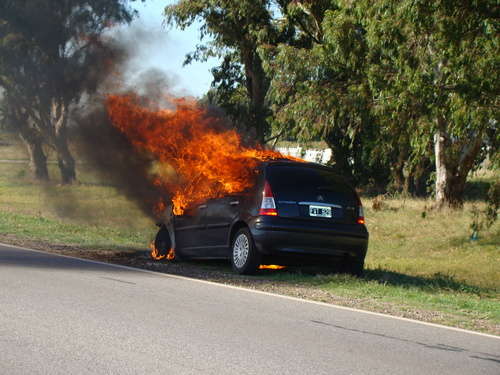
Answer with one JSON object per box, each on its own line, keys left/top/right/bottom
{"left": 1, "top": 243, "right": 499, "bottom": 375}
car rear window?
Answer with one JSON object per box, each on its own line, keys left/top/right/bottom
{"left": 266, "top": 164, "right": 357, "bottom": 206}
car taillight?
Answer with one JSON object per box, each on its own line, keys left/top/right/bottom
{"left": 357, "top": 206, "right": 365, "bottom": 224}
{"left": 355, "top": 193, "right": 365, "bottom": 224}
{"left": 259, "top": 181, "right": 278, "bottom": 216}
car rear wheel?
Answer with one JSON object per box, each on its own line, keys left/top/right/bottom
{"left": 231, "top": 228, "right": 261, "bottom": 275}
{"left": 339, "top": 255, "right": 365, "bottom": 277}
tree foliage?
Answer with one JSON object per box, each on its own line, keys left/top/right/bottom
{"left": 361, "top": 0, "right": 499, "bottom": 206}
{"left": 264, "top": 0, "right": 498, "bottom": 204}
{"left": 263, "top": 1, "right": 392, "bottom": 186}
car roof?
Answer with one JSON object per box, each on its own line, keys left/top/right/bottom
{"left": 262, "top": 159, "right": 333, "bottom": 171}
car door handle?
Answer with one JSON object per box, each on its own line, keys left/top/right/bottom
{"left": 229, "top": 201, "right": 239, "bottom": 206}
{"left": 198, "top": 204, "right": 207, "bottom": 209}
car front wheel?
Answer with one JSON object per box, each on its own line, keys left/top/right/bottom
{"left": 231, "top": 228, "right": 261, "bottom": 275}
{"left": 153, "top": 227, "right": 170, "bottom": 259}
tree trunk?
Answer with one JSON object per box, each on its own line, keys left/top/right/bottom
{"left": 434, "top": 129, "right": 449, "bottom": 206}
{"left": 243, "top": 50, "right": 270, "bottom": 144}
{"left": 19, "top": 131, "right": 49, "bottom": 181}
{"left": 54, "top": 128, "right": 76, "bottom": 184}
{"left": 411, "top": 158, "right": 432, "bottom": 197}
{"left": 392, "top": 147, "right": 408, "bottom": 194}
{"left": 434, "top": 127, "right": 483, "bottom": 208}
{"left": 4, "top": 94, "right": 49, "bottom": 181}
{"left": 325, "top": 130, "right": 354, "bottom": 182}
{"left": 50, "top": 101, "right": 76, "bottom": 184}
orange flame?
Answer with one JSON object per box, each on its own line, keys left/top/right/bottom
{"left": 259, "top": 265, "right": 287, "bottom": 270}
{"left": 106, "top": 94, "right": 299, "bottom": 216}
{"left": 149, "top": 241, "right": 175, "bottom": 261}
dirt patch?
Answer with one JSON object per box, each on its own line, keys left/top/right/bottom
{"left": 1, "top": 234, "right": 498, "bottom": 336}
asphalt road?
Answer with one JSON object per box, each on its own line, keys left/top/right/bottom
{"left": 1, "top": 243, "right": 499, "bottom": 375}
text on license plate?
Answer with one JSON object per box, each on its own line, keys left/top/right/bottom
{"left": 309, "top": 205, "right": 332, "bottom": 218}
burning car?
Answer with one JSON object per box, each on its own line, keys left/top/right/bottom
{"left": 103, "top": 94, "right": 367, "bottom": 275}
{"left": 153, "top": 160, "right": 369, "bottom": 275}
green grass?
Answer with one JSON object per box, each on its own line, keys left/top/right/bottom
{"left": 364, "top": 198, "right": 499, "bottom": 290}
{"left": 0, "top": 135, "right": 499, "bottom": 333}
{"left": 0, "top": 210, "right": 153, "bottom": 250}
{"left": 0, "top": 136, "right": 156, "bottom": 248}
{"left": 256, "top": 270, "right": 499, "bottom": 332}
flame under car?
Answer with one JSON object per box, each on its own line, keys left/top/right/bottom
{"left": 154, "top": 160, "right": 369, "bottom": 275}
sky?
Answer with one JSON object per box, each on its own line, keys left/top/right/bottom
{"left": 125, "top": 0, "right": 220, "bottom": 97}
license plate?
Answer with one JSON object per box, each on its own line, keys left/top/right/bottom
{"left": 309, "top": 205, "right": 332, "bottom": 218}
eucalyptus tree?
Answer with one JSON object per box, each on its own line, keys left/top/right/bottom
{"left": 362, "top": 0, "right": 499, "bottom": 207}
{"left": 266, "top": 0, "right": 497, "bottom": 204}
{"left": 0, "top": 0, "right": 136, "bottom": 183}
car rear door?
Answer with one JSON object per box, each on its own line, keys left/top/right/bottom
{"left": 265, "top": 164, "right": 359, "bottom": 224}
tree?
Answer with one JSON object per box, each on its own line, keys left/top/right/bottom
{"left": 362, "top": 0, "right": 499, "bottom": 207}
{"left": 165, "top": 0, "right": 281, "bottom": 143}
{"left": 0, "top": 0, "right": 136, "bottom": 183}
{"left": 265, "top": 0, "right": 497, "bottom": 204}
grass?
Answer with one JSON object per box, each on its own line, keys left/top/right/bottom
{"left": 0, "top": 134, "right": 499, "bottom": 333}
{"left": 0, "top": 132, "right": 156, "bottom": 247}
{"left": 0, "top": 210, "right": 153, "bottom": 251}
{"left": 259, "top": 269, "right": 499, "bottom": 332}
{"left": 364, "top": 197, "right": 499, "bottom": 290}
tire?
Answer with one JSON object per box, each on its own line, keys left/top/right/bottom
{"left": 231, "top": 228, "right": 261, "bottom": 275}
{"left": 152, "top": 227, "right": 171, "bottom": 259}
{"left": 153, "top": 225, "right": 186, "bottom": 261}
{"left": 340, "top": 255, "right": 365, "bottom": 277}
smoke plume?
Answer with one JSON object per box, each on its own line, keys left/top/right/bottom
{"left": 61, "top": 25, "right": 288, "bottom": 222}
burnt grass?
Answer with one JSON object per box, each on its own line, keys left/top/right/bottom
{"left": 2, "top": 234, "right": 498, "bottom": 336}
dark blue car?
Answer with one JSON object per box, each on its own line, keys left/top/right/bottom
{"left": 155, "top": 160, "right": 368, "bottom": 275}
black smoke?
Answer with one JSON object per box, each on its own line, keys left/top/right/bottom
{"left": 74, "top": 104, "right": 166, "bottom": 220}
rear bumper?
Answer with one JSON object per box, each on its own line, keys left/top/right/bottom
{"left": 249, "top": 216, "right": 368, "bottom": 260}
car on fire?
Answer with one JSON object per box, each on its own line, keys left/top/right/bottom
{"left": 154, "top": 160, "right": 369, "bottom": 275}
